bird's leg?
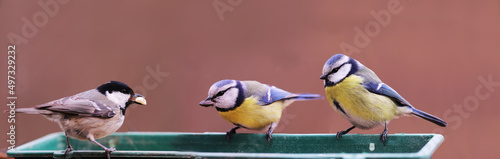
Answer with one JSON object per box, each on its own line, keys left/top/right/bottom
{"left": 63, "top": 134, "right": 73, "bottom": 157}
{"left": 266, "top": 122, "right": 277, "bottom": 145}
{"left": 380, "top": 122, "right": 389, "bottom": 145}
{"left": 336, "top": 126, "right": 356, "bottom": 140}
{"left": 89, "top": 138, "right": 115, "bottom": 159}
{"left": 226, "top": 126, "right": 240, "bottom": 143}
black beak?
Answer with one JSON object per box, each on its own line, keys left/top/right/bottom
{"left": 319, "top": 74, "right": 327, "bottom": 80}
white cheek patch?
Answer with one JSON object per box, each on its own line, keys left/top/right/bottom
{"left": 214, "top": 88, "right": 238, "bottom": 109}
{"left": 106, "top": 91, "right": 131, "bottom": 107}
{"left": 329, "top": 63, "right": 352, "bottom": 84}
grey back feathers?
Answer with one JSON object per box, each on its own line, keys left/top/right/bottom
{"left": 34, "top": 89, "right": 120, "bottom": 118}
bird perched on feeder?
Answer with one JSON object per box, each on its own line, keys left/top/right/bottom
{"left": 16, "top": 81, "right": 147, "bottom": 159}
{"left": 319, "top": 54, "right": 447, "bottom": 144}
{"left": 199, "top": 79, "right": 322, "bottom": 144}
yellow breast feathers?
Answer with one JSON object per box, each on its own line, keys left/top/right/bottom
{"left": 218, "top": 96, "right": 284, "bottom": 130}
{"left": 325, "top": 75, "right": 396, "bottom": 122}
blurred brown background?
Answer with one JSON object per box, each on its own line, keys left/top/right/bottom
{"left": 1, "top": 0, "right": 499, "bottom": 158}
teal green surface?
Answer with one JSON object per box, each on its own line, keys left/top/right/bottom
{"left": 7, "top": 132, "right": 443, "bottom": 159}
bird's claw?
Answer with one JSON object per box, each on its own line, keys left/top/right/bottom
{"left": 63, "top": 144, "right": 73, "bottom": 158}
{"left": 266, "top": 133, "right": 273, "bottom": 145}
{"left": 226, "top": 132, "right": 233, "bottom": 143}
{"left": 226, "top": 127, "right": 239, "bottom": 143}
{"left": 105, "top": 147, "right": 116, "bottom": 152}
{"left": 64, "top": 147, "right": 73, "bottom": 154}
{"left": 336, "top": 131, "right": 344, "bottom": 140}
{"left": 380, "top": 134, "right": 388, "bottom": 145}
{"left": 380, "top": 129, "right": 388, "bottom": 145}
{"left": 104, "top": 147, "right": 116, "bottom": 159}
{"left": 336, "top": 126, "right": 355, "bottom": 141}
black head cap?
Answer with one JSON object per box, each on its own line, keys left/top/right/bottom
{"left": 97, "top": 81, "right": 134, "bottom": 95}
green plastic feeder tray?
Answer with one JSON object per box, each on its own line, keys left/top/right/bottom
{"left": 8, "top": 132, "right": 443, "bottom": 159}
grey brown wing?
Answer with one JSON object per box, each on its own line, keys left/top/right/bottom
{"left": 35, "top": 92, "right": 117, "bottom": 118}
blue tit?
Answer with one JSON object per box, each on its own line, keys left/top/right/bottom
{"left": 319, "top": 54, "right": 447, "bottom": 144}
{"left": 199, "top": 79, "right": 322, "bottom": 144}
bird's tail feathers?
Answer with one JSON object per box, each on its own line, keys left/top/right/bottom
{"left": 15, "top": 108, "right": 42, "bottom": 114}
{"left": 291, "top": 93, "right": 323, "bottom": 101}
{"left": 411, "top": 107, "right": 447, "bottom": 127}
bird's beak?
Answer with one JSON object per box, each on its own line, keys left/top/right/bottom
{"left": 319, "top": 74, "right": 327, "bottom": 80}
{"left": 199, "top": 99, "right": 214, "bottom": 107}
{"left": 131, "top": 94, "right": 147, "bottom": 105}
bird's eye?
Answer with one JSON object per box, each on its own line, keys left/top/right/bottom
{"left": 120, "top": 89, "right": 128, "bottom": 93}
{"left": 332, "top": 67, "right": 340, "bottom": 73}
{"left": 215, "top": 91, "right": 225, "bottom": 97}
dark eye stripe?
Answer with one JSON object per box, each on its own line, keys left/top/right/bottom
{"left": 328, "top": 63, "right": 346, "bottom": 76}
{"left": 212, "top": 86, "right": 237, "bottom": 99}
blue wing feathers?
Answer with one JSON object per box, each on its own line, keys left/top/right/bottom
{"left": 364, "top": 82, "right": 411, "bottom": 106}
{"left": 269, "top": 86, "right": 291, "bottom": 102}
